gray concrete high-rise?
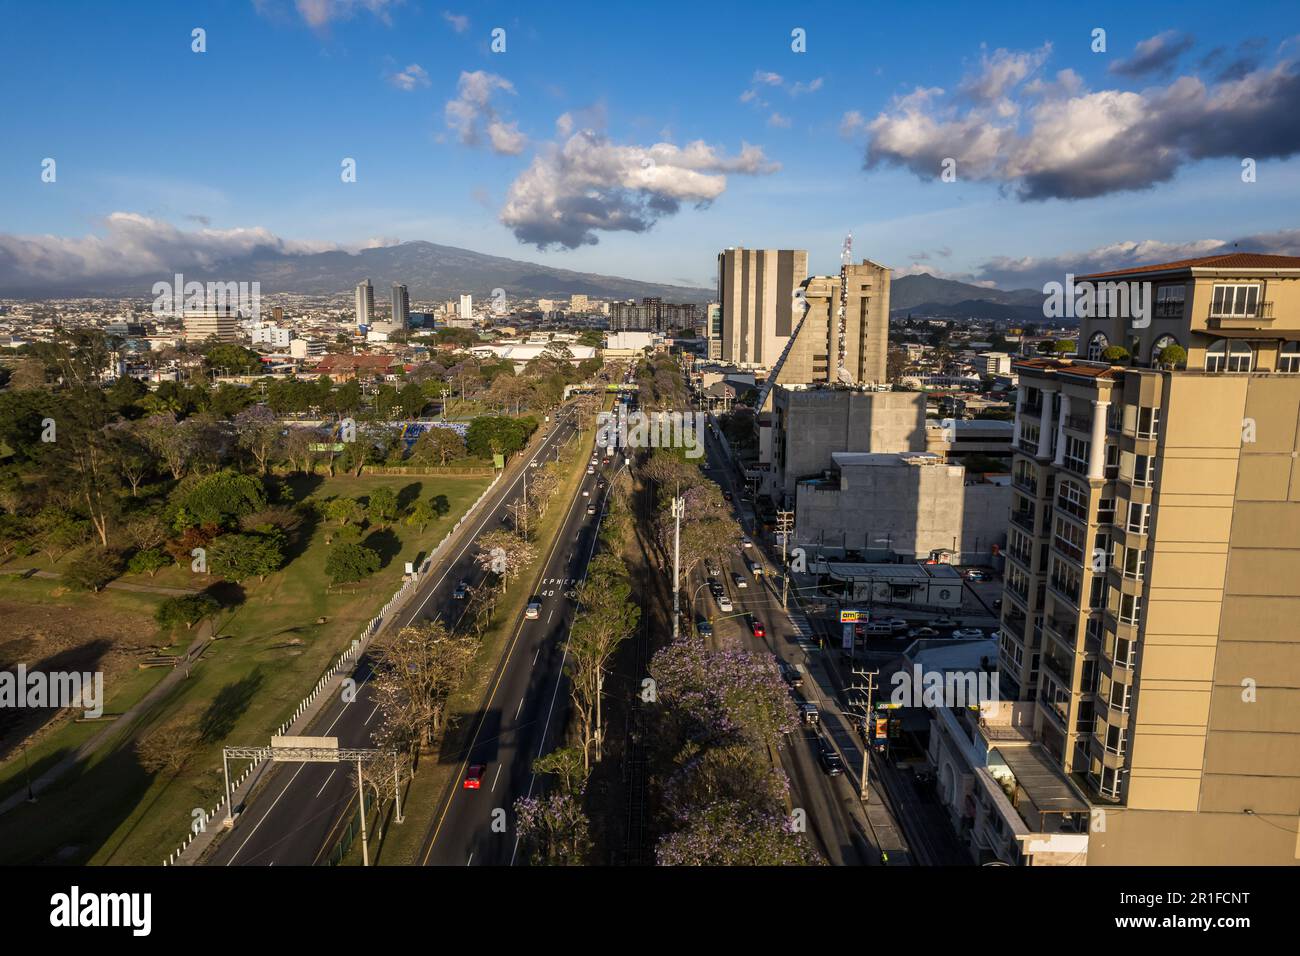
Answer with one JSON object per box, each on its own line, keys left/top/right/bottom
{"left": 716, "top": 247, "right": 808, "bottom": 367}
{"left": 355, "top": 279, "right": 374, "bottom": 329}
{"left": 390, "top": 283, "right": 409, "bottom": 330}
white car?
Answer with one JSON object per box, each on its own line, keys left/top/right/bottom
{"left": 731, "top": 573, "right": 748, "bottom": 589}
{"left": 952, "top": 627, "right": 985, "bottom": 640}
{"left": 717, "top": 595, "right": 734, "bottom": 612}
{"left": 739, "top": 535, "right": 753, "bottom": 548}
{"left": 582, "top": 489, "right": 590, "bottom": 497}
{"left": 587, "top": 466, "right": 595, "bottom": 475}
{"left": 525, "top": 601, "right": 542, "bottom": 620}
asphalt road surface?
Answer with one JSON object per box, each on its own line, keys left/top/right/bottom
{"left": 207, "top": 407, "right": 588, "bottom": 866}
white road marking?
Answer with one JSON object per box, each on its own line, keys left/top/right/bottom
{"left": 491, "top": 765, "right": 503, "bottom": 792}
{"left": 314, "top": 768, "right": 337, "bottom": 798}
{"left": 515, "top": 697, "right": 525, "bottom": 720}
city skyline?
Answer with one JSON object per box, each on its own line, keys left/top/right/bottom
{"left": 2, "top": 1, "right": 1299, "bottom": 295}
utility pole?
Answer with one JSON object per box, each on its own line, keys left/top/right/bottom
{"left": 776, "top": 510, "right": 794, "bottom": 609}
{"left": 357, "top": 755, "right": 370, "bottom": 866}
{"left": 847, "top": 667, "right": 879, "bottom": 802}
{"left": 671, "top": 493, "right": 684, "bottom": 641}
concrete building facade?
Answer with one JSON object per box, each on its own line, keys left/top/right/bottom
{"left": 996, "top": 252, "right": 1300, "bottom": 864}
{"left": 716, "top": 247, "right": 808, "bottom": 367}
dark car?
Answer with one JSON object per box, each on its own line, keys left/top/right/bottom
{"left": 707, "top": 577, "right": 723, "bottom": 597}
{"left": 696, "top": 618, "right": 714, "bottom": 638}
{"left": 452, "top": 580, "right": 470, "bottom": 600}
{"left": 778, "top": 660, "right": 803, "bottom": 688}
{"left": 818, "top": 744, "right": 844, "bottom": 776}
{"left": 723, "top": 491, "right": 733, "bottom": 502}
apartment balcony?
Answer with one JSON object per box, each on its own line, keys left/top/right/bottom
{"left": 1000, "top": 614, "right": 1027, "bottom": 642}
{"left": 1017, "top": 436, "right": 1041, "bottom": 455}
{"left": 1010, "top": 509, "right": 1037, "bottom": 534}
{"left": 1208, "top": 300, "right": 1274, "bottom": 329}
{"left": 1045, "top": 608, "right": 1079, "bottom": 642}
{"left": 1005, "top": 546, "right": 1034, "bottom": 572}
{"left": 1064, "top": 413, "right": 1093, "bottom": 433}
{"left": 1042, "top": 652, "right": 1074, "bottom": 687}
{"left": 1012, "top": 473, "right": 1039, "bottom": 495}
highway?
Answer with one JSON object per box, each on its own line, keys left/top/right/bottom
{"left": 690, "top": 422, "right": 901, "bottom": 866}
{"left": 206, "top": 404, "right": 590, "bottom": 866}
{"left": 417, "top": 440, "right": 622, "bottom": 866}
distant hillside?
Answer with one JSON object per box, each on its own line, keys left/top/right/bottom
{"left": 0, "top": 239, "right": 714, "bottom": 303}
{"left": 891, "top": 273, "right": 1045, "bottom": 323}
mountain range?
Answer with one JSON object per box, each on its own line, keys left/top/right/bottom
{"left": 889, "top": 273, "right": 1047, "bottom": 323}
{"left": 0, "top": 240, "right": 715, "bottom": 304}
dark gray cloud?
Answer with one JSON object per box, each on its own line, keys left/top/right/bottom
{"left": 1200, "top": 37, "right": 1269, "bottom": 81}
{"left": 1109, "top": 30, "right": 1195, "bottom": 78}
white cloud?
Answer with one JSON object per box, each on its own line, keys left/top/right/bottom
{"left": 387, "top": 63, "right": 430, "bottom": 91}
{"left": 862, "top": 43, "right": 1300, "bottom": 200}
{"left": 500, "top": 131, "right": 779, "bottom": 249}
{"left": 0, "top": 212, "right": 336, "bottom": 286}
{"left": 753, "top": 70, "right": 784, "bottom": 86}
{"left": 445, "top": 70, "right": 526, "bottom": 154}
{"left": 790, "top": 77, "right": 824, "bottom": 96}
{"left": 768, "top": 112, "right": 792, "bottom": 129}
{"left": 291, "top": 0, "right": 398, "bottom": 28}
{"left": 441, "top": 10, "right": 469, "bottom": 32}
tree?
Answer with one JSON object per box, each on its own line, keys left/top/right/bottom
{"left": 234, "top": 405, "right": 280, "bottom": 473}
{"left": 135, "top": 719, "right": 203, "bottom": 775}
{"left": 371, "top": 620, "right": 478, "bottom": 752}
{"left": 179, "top": 470, "right": 268, "bottom": 528}
{"left": 208, "top": 531, "right": 286, "bottom": 582}
{"left": 566, "top": 552, "right": 640, "bottom": 767}
{"left": 474, "top": 528, "right": 536, "bottom": 590}
{"left": 514, "top": 792, "right": 591, "bottom": 866}
{"left": 155, "top": 593, "right": 220, "bottom": 631}
{"left": 324, "top": 496, "right": 364, "bottom": 527}
{"left": 405, "top": 499, "right": 435, "bottom": 533}
{"left": 1101, "top": 345, "right": 1131, "bottom": 363}
{"left": 532, "top": 746, "right": 590, "bottom": 798}
{"left": 63, "top": 548, "right": 125, "bottom": 592}
{"left": 34, "top": 509, "right": 90, "bottom": 563}
{"left": 431, "top": 494, "right": 451, "bottom": 519}
{"left": 137, "top": 412, "right": 199, "bottom": 481}
{"left": 127, "top": 547, "right": 172, "bottom": 578}
{"left": 1157, "top": 344, "right": 1187, "bottom": 369}
{"left": 398, "top": 382, "right": 427, "bottom": 418}
{"left": 411, "top": 427, "right": 466, "bottom": 466}
{"left": 325, "top": 541, "right": 381, "bottom": 586}
{"left": 366, "top": 487, "right": 399, "bottom": 528}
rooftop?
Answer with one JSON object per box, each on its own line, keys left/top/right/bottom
{"left": 1080, "top": 252, "right": 1300, "bottom": 280}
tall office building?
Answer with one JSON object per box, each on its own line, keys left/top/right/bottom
{"left": 782, "top": 260, "right": 890, "bottom": 387}
{"left": 459, "top": 294, "right": 473, "bottom": 320}
{"left": 390, "top": 283, "right": 410, "bottom": 330}
{"left": 569, "top": 293, "right": 589, "bottom": 313}
{"left": 995, "top": 252, "right": 1300, "bottom": 863}
{"left": 355, "top": 279, "right": 374, "bottom": 329}
{"left": 716, "top": 247, "right": 808, "bottom": 367}
{"left": 183, "top": 309, "right": 240, "bottom": 344}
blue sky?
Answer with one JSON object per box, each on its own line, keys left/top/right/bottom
{"left": 2, "top": 0, "right": 1299, "bottom": 292}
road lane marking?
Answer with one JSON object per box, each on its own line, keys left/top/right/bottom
{"left": 516, "top": 697, "right": 525, "bottom": 720}
{"left": 364, "top": 704, "right": 379, "bottom": 725}
{"left": 314, "top": 768, "right": 337, "bottom": 798}
{"left": 492, "top": 765, "right": 503, "bottom": 792}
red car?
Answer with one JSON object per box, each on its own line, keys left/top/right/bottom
{"left": 463, "top": 764, "right": 486, "bottom": 790}
{"left": 750, "top": 619, "right": 766, "bottom": 638}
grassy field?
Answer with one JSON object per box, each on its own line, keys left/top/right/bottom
{"left": 0, "top": 473, "right": 490, "bottom": 866}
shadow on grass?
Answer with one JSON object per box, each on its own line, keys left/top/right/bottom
{"left": 198, "top": 668, "right": 265, "bottom": 744}
{"left": 0, "top": 638, "right": 113, "bottom": 763}
{"left": 361, "top": 528, "right": 402, "bottom": 569}
{"left": 396, "top": 481, "right": 423, "bottom": 513}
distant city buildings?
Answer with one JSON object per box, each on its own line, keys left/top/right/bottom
{"left": 183, "top": 309, "right": 240, "bottom": 344}
{"left": 459, "top": 294, "right": 473, "bottom": 320}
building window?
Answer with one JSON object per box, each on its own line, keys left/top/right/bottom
{"left": 1205, "top": 338, "right": 1254, "bottom": 373}
{"left": 1155, "top": 285, "right": 1186, "bottom": 318}
{"left": 1119, "top": 592, "right": 1142, "bottom": 626}
{"left": 1132, "top": 454, "right": 1156, "bottom": 487}
{"left": 1210, "top": 284, "right": 1262, "bottom": 318}
{"left": 1097, "top": 765, "right": 1124, "bottom": 799}
{"left": 1053, "top": 516, "right": 1085, "bottom": 562}
{"left": 1122, "top": 547, "right": 1146, "bottom": 580}
{"left": 1087, "top": 332, "right": 1109, "bottom": 361}
{"left": 1152, "top": 334, "right": 1179, "bottom": 362}
{"left": 1125, "top": 501, "right": 1150, "bottom": 534}
{"left": 1056, "top": 480, "right": 1089, "bottom": 521}
{"left": 1097, "top": 496, "right": 1116, "bottom": 524}
{"left": 1064, "top": 435, "right": 1090, "bottom": 474}
{"left": 1108, "top": 679, "right": 1132, "bottom": 713}
{"left": 1279, "top": 342, "right": 1300, "bottom": 374}
{"left": 1135, "top": 406, "right": 1160, "bottom": 439}
{"left": 1104, "top": 722, "right": 1127, "bottom": 756}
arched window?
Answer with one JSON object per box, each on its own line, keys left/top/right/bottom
{"left": 1152, "top": 335, "right": 1177, "bottom": 359}
{"left": 1087, "top": 332, "right": 1109, "bottom": 361}
{"left": 1279, "top": 342, "right": 1300, "bottom": 374}
{"left": 1205, "top": 339, "right": 1253, "bottom": 373}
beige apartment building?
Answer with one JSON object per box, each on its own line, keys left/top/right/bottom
{"left": 716, "top": 247, "right": 808, "bottom": 368}
{"left": 998, "top": 252, "right": 1300, "bottom": 864}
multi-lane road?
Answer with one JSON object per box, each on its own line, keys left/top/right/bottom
{"left": 207, "top": 402, "right": 605, "bottom": 866}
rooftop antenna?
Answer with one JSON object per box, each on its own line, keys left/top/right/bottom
{"left": 836, "top": 232, "right": 854, "bottom": 384}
